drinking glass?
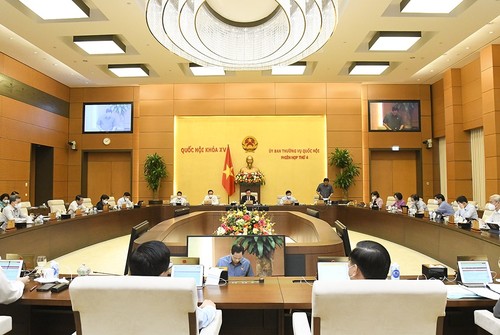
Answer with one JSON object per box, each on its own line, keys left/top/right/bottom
{"left": 36, "top": 255, "right": 47, "bottom": 269}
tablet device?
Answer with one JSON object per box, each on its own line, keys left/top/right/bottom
{"left": 171, "top": 264, "right": 204, "bottom": 287}
{"left": 0, "top": 260, "right": 23, "bottom": 281}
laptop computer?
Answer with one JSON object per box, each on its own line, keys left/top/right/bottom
{"left": 487, "top": 222, "right": 500, "bottom": 233}
{"left": 457, "top": 260, "right": 493, "bottom": 287}
{"left": 170, "top": 257, "right": 200, "bottom": 266}
{"left": 317, "top": 261, "right": 350, "bottom": 281}
{"left": 0, "top": 259, "right": 24, "bottom": 281}
{"left": 171, "top": 264, "right": 204, "bottom": 287}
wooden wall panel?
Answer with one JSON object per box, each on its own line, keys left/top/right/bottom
{"left": 275, "top": 83, "right": 326, "bottom": 99}
{"left": 140, "top": 100, "right": 174, "bottom": 116}
{"left": 275, "top": 99, "right": 326, "bottom": 115}
{"left": 327, "top": 83, "right": 362, "bottom": 99}
{"left": 432, "top": 79, "right": 445, "bottom": 138}
{"left": 139, "top": 85, "right": 173, "bottom": 100}
{"left": 461, "top": 59, "right": 483, "bottom": 130}
{"left": 2, "top": 55, "right": 69, "bottom": 101}
{"left": 225, "top": 83, "right": 275, "bottom": 99}
{"left": 225, "top": 99, "right": 275, "bottom": 115}
{"left": 174, "top": 100, "right": 225, "bottom": 115}
{"left": 81, "top": 87, "right": 136, "bottom": 102}
{"left": 174, "top": 84, "right": 224, "bottom": 100}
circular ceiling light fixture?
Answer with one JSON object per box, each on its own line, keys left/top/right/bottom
{"left": 146, "top": 0, "right": 338, "bottom": 71}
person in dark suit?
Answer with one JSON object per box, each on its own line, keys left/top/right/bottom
{"left": 95, "top": 194, "right": 110, "bottom": 210}
{"left": 240, "top": 189, "right": 256, "bottom": 204}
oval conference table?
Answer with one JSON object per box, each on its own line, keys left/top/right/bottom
{"left": 0, "top": 204, "right": 498, "bottom": 335}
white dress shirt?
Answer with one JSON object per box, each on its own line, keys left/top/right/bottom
{"left": 279, "top": 195, "right": 297, "bottom": 205}
{"left": 2, "top": 204, "right": 27, "bottom": 221}
{"left": 0, "top": 268, "right": 24, "bottom": 304}
{"left": 202, "top": 195, "right": 219, "bottom": 205}
{"left": 170, "top": 196, "right": 187, "bottom": 206}
{"left": 117, "top": 196, "right": 134, "bottom": 208}
{"left": 68, "top": 200, "right": 85, "bottom": 214}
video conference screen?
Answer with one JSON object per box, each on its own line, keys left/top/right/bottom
{"left": 83, "top": 102, "right": 133, "bottom": 133}
{"left": 368, "top": 100, "right": 420, "bottom": 132}
{"left": 186, "top": 235, "right": 286, "bottom": 276}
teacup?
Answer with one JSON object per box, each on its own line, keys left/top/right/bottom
{"left": 42, "top": 268, "right": 56, "bottom": 281}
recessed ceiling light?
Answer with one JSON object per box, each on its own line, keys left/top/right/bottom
{"left": 400, "top": 0, "right": 463, "bottom": 14}
{"left": 348, "top": 62, "right": 390, "bottom": 75}
{"left": 108, "top": 64, "right": 149, "bottom": 77}
{"left": 189, "top": 63, "right": 225, "bottom": 76}
{"left": 18, "top": 0, "right": 90, "bottom": 20}
{"left": 369, "top": 32, "right": 422, "bottom": 51}
{"left": 73, "top": 35, "right": 126, "bottom": 55}
{"left": 271, "top": 61, "right": 307, "bottom": 75}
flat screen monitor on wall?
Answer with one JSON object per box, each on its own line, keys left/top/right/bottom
{"left": 83, "top": 102, "right": 133, "bottom": 133}
{"left": 368, "top": 100, "right": 420, "bottom": 132}
{"left": 186, "top": 235, "right": 286, "bottom": 276}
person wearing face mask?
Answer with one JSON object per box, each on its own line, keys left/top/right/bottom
{"left": 2, "top": 195, "right": 28, "bottom": 221}
{"left": 434, "top": 193, "right": 454, "bottom": 216}
{"left": 348, "top": 240, "right": 392, "bottom": 280}
{"left": 369, "top": 191, "right": 383, "bottom": 210}
{"left": 117, "top": 192, "right": 134, "bottom": 209}
{"left": 409, "top": 194, "right": 427, "bottom": 214}
{"left": 454, "top": 195, "right": 478, "bottom": 221}
{"left": 0, "top": 193, "right": 10, "bottom": 211}
{"left": 484, "top": 194, "right": 500, "bottom": 223}
{"left": 279, "top": 190, "right": 297, "bottom": 205}
{"left": 202, "top": 190, "right": 219, "bottom": 205}
{"left": 170, "top": 191, "right": 188, "bottom": 206}
{"left": 95, "top": 194, "right": 110, "bottom": 211}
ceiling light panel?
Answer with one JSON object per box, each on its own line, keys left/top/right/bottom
{"left": 400, "top": 0, "right": 463, "bottom": 14}
{"left": 108, "top": 64, "right": 149, "bottom": 77}
{"left": 18, "top": 0, "right": 90, "bottom": 20}
{"left": 369, "top": 32, "right": 422, "bottom": 51}
{"left": 189, "top": 64, "right": 225, "bottom": 76}
{"left": 74, "top": 35, "right": 126, "bottom": 55}
{"left": 348, "top": 62, "right": 390, "bottom": 75}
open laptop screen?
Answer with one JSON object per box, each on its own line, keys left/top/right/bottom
{"left": 458, "top": 260, "right": 492, "bottom": 287}
{"left": 171, "top": 264, "right": 204, "bottom": 287}
{"left": 0, "top": 260, "right": 23, "bottom": 281}
{"left": 317, "top": 261, "right": 350, "bottom": 281}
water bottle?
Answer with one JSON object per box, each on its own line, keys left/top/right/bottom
{"left": 390, "top": 263, "right": 400, "bottom": 280}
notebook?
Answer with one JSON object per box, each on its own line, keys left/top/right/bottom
{"left": 171, "top": 264, "right": 204, "bottom": 287}
{"left": 317, "top": 261, "right": 350, "bottom": 281}
{"left": 458, "top": 260, "right": 493, "bottom": 287}
{"left": 0, "top": 259, "right": 24, "bottom": 281}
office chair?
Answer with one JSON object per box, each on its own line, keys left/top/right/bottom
{"left": 19, "top": 201, "right": 31, "bottom": 217}
{"left": 293, "top": 280, "right": 447, "bottom": 335}
{"left": 48, "top": 199, "right": 67, "bottom": 213}
{"left": 474, "top": 310, "right": 500, "bottom": 335}
{"left": 70, "top": 276, "right": 222, "bottom": 335}
{"left": 0, "top": 316, "right": 11, "bottom": 335}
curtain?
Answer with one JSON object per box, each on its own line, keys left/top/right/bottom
{"left": 470, "top": 128, "right": 485, "bottom": 208}
{"left": 438, "top": 138, "right": 447, "bottom": 200}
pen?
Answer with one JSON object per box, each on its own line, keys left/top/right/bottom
{"left": 30, "top": 285, "right": 38, "bottom": 292}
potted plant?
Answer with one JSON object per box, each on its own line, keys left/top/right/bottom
{"left": 144, "top": 153, "right": 168, "bottom": 204}
{"left": 329, "top": 148, "right": 361, "bottom": 201}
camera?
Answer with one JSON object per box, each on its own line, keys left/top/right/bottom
{"left": 423, "top": 139, "right": 432, "bottom": 149}
{"left": 68, "top": 141, "right": 77, "bottom": 150}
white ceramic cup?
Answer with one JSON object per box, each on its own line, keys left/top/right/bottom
{"left": 42, "top": 267, "right": 55, "bottom": 280}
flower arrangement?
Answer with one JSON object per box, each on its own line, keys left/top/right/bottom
{"left": 214, "top": 206, "right": 284, "bottom": 259}
{"left": 215, "top": 206, "right": 275, "bottom": 236}
{"left": 234, "top": 171, "right": 265, "bottom": 185}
